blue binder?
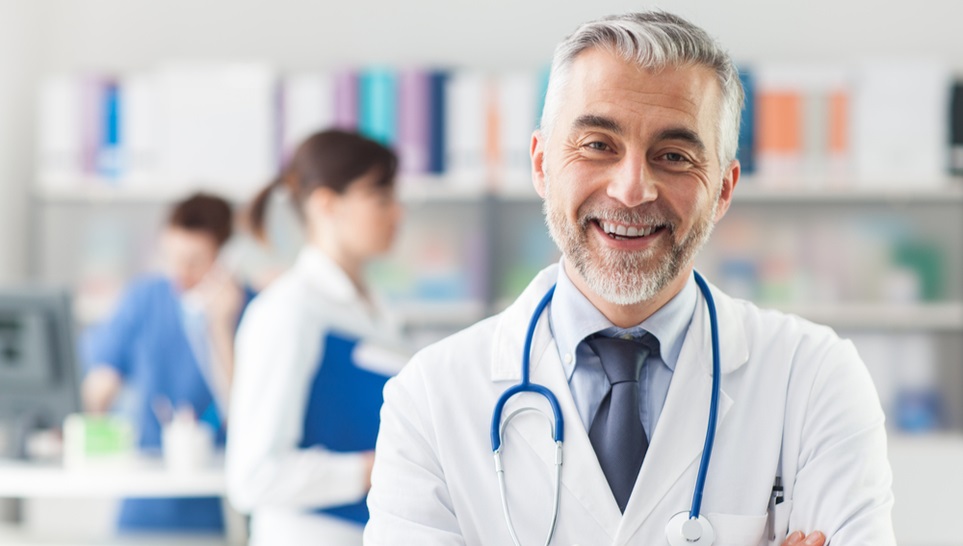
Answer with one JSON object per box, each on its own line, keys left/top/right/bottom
{"left": 427, "top": 70, "right": 449, "bottom": 175}
{"left": 737, "top": 68, "right": 756, "bottom": 175}
{"left": 359, "top": 68, "right": 398, "bottom": 146}
{"left": 299, "top": 331, "right": 392, "bottom": 524}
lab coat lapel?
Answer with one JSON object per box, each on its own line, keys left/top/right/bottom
{"left": 618, "top": 281, "right": 746, "bottom": 539}
{"left": 490, "top": 265, "right": 558, "bottom": 382}
{"left": 507, "top": 333, "right": 623, "bottom": 534}
{"left": 491, "top": 265, "right": 623, "bottom": 534}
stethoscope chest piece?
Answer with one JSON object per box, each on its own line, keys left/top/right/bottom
{"left": 665, "top": 511, "right": 715, "bottom": 545}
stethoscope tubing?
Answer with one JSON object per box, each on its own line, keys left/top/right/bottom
{"left": 690, "top": 270, "right": 721, "bottom": 520}
{"left": 490, "top": 284, "right": 564, "bottom": 452}
{"left": 490, "top": 270, "right": 721, "bottom": 541}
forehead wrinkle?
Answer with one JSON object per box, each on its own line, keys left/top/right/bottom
{"left": 573, "top": 83, "right": 704, "bottom": 126}
{"left": 576, "top": 61, "right": 706, "bottom": 109}
{"left": 618, "top": 86, "right": 703, "bottom": 121}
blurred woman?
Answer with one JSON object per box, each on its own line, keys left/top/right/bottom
{"left": 226, "top": 129, "right": 406, "bottom": 545}
{"left": 82, "top": 192, "right": 249, "bottom": 533}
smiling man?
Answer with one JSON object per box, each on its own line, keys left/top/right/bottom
{"left": 366, "top": 11, "right": 896, "bottom": 546}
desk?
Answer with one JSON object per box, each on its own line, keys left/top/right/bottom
{"left": 0, "top": 457, "right": 225, "bottom": 498}
{"left": 0, "top": 455, "right": 244, "bottom": 545}
{"left": 0, "top": 526, "right": 228, "bottom": 546}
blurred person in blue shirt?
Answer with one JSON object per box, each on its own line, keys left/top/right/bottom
{"left": 81, "top": 192, "right": 252, "bottom": 534}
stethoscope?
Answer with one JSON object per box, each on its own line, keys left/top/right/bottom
{"left": 490, "top": 270, "right": 721, "bottom": 546}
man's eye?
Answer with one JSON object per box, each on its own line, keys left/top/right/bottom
{"left": 664, "top": 152, "right": 688, "bottom": 162}
{"left": 585, "top": 141, "right": 610, "bottom": 151}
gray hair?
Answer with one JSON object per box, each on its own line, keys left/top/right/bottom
{"left": 540, "top": 11, "right": 744, "bottom": 166}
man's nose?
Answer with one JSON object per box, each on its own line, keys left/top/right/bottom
{"left": 607, "top": 155, "right": 657, "bottom": 207}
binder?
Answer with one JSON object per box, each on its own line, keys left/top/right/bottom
{"left": 427, "top": 70, "right": 449, "bottom": 175}
{"left": 359, "top": 67, "right": 398, "bottom": 146}
{"left": 737, "top": 68, "right": 756, "bottom": 175}
{"left": 445, "top": 70, "right": 488, "bottom": 186}
{"left": 97, "top": 80, "right": 122, "bottom": 181}
{"left": 301, "top": 331, "right": 395, "bottom": 524}
{"left": 495, "top": 71, "right": 538, "bottom": 189}
{"left": 281, "top": 72, "right": 335, "bottom": 164}
{"left": 119, "top": 71, "right": 161, "bottom": 187}
{"left": 37, "top": 74, "right": 84, "bottom": 189}
{"left": 333, "top": 69, "right": 359, "bottom": 131}
{"left": 951, "top": 81, "right": 963, "bottom": 175}
{"left": 396, "top": 68, "right": 430, "bottom": 175}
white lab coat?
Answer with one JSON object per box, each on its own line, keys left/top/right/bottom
{"left": 365, "top": 264, "right": 896, "bottom": 545}
{"left": 227, "top": 247, "right": 405, "bottom": 546}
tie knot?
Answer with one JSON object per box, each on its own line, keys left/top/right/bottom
{"left": 586, "top": 336, "right": 650, "bottom": 385}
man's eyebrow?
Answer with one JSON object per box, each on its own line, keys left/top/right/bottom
{"left": 571, "top": 114, "right": 624, "bottom": 135}
{"left": 657, "top": 127, "right": 707, "bottom": 154}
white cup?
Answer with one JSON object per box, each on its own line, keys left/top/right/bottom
{"left": 162, "top": 418, "right": 214, "bottom": 472}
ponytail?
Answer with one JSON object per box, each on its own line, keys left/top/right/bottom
{"left": 248, "top": 175, "right": 283, "bottom": 242}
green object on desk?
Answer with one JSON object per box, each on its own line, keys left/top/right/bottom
{"left": 63, "top": 413, "right": 134, "bottom": 458}
{"left": 83, "top": 416, "right": 131, "bottom": 454}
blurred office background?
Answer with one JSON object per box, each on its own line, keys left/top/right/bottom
{"left": 1, "top": 0, "right": 962, "bottom": 544}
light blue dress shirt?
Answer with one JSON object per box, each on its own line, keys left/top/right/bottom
{"left": 548, "top": 263, "right": 698, "bottom": 439}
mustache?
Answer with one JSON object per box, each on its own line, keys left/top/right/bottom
{"left": 577, "top": 204, "right": 676, "bottom": 232}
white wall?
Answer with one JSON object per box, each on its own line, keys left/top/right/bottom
{"left": 0, "top": 1, "right": 41, "bottom": 283}
{"left": 32, "top": 0, "right": 963, "bottom": 70}
{"left": 3, "top": 0, "right": 963, "bottom": 281}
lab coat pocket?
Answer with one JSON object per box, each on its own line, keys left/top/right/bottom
{"left": 765, "top": 500, "right": 794, "bottom": 545}
{"left": 705, "top": 512, "right": 767, "bottom": 546}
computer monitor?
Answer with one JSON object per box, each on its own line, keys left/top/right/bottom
{"left": 0, "top": 286, "right": 80, "bottom": 458}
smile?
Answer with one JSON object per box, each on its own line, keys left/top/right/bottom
{"left": 594, "top": 220, "right": 666, "bottom": 240}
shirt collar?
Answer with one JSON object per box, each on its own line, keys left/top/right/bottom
{"left": 549, "top": 260, "right": 698, "bottom": 379}
{"left": 293, "top": 245, "right": 361, "bottom": 304}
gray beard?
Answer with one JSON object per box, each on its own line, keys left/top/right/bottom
{"left": 543, "top": 181, "right": 717, "bottom": 306}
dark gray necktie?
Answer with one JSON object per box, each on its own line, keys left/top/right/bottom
{"left": 586, "top": 336, "right": 649, "bottom": 513}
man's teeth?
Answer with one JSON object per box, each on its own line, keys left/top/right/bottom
{"left": 601, "top": 221, "right": 657, "bottom": 237}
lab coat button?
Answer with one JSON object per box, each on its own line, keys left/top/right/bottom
{"left": 564, "top": 353, "right": 573, "bottom": 364}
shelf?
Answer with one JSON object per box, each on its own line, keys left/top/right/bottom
{"left": 478, "top": 181, "right": 963, "bottom": 205}
{"left": 492, "top": 180, "right": 540, "bottom": 201}
{"left": 888, "top": 431, "right": 963, "bottom": 449}
{"left": 35, "top": 178, "right": 489, "bottom": 205}
{"left": 33, "top": 183, "right": 258, "bottom": 205}
{"left": 393, "top": 299, "right": 488, "bottom": 327}
{"left": 32, "top": 179, "right": 963, "bottom": 206}
{"left": 398, "top": 177, "right": 487, "bottom": 203}
{"left": 769, "top": 301, "right": 963, "bottom": 331}
{"left": 734, "top": 184, "right": 963, "bottom": 205}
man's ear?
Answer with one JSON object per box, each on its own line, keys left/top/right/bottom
{"left": 531, "top": 130, "right": 547, "bottom": 198}
{"left": 713, "top": 159, "right": 740, "bottom": 222}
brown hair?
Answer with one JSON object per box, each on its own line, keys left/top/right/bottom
{"left": 167, "top": 192, "right": 234, "bottom": 248}
{"left": 249, "top": 129, "right": 398, "bottom": 241}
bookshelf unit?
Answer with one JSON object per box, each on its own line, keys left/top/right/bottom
{"left": 33, "top": 178, "right": 963, "bottom": 484}
{"left": 31, "top": 180, "right": 963, "bottom": 333}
